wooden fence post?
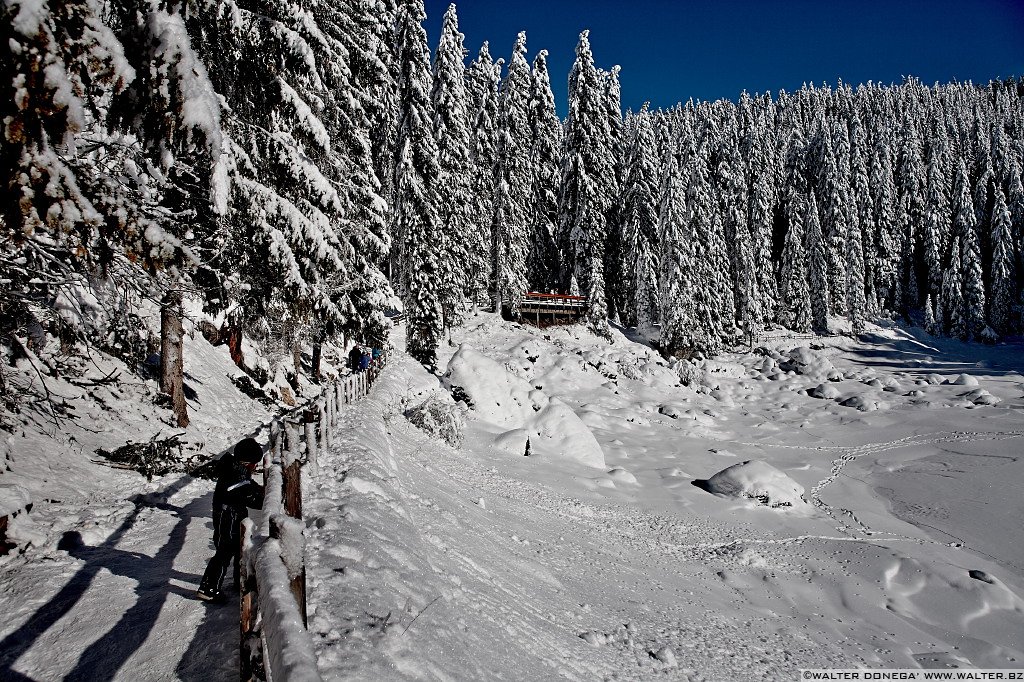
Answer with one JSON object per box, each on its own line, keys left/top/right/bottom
{"left": 270, "top": 515, "right": 307, "bottom": 628}
{"left": 320, "top": 402, "right": 330, "bottom": 450}
{"left": 240, "top": 520, "right": 260, "bottom": 682}
{"left": 283, "top": 421, "right": 302, "bottom": 519}
{"left": 303, "top": 410, "right": 317, "bottom": 470}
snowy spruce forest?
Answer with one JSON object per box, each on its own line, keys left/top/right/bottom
{"left": 4, "top": 0, "right": 1024, "bottom": 396}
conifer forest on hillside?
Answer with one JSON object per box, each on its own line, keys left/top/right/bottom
{"left": 3, "top": 0, "right": 1023, "bottom": 398}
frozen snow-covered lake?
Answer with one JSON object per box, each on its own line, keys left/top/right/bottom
{"left": 307, "top": 315, "right": 1024, "bottom": 679}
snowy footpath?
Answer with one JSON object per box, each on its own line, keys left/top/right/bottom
{"left": 0, "top": 476, "right": 235, "bottom": 681}
{"left": 0, "top": 330, "right": 275, "bottom": 681}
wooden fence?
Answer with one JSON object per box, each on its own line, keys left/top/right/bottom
{"left": 240, "top": 353, "right": 387, "bottom": 682}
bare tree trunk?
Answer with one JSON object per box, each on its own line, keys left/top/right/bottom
{"left": 225, "top": 314, "right": 244, "bottom": 369}
{"left": 311, "top": 340, "right": 322, "bottom": 384}
{"left": 292, "top": 335, "right": 301, "bottom": 383}
{"left": 161, "top": 289, "right": 189, "bottom": 427}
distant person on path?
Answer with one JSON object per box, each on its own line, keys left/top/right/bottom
{"left": 348, "top": 344, "right": 363, "bottom": 373}
{"left": 359, "top": 349, "right": 371, "bottom": 372}
{"left": 197, "top": 438, "right": 264, "bottom": 602}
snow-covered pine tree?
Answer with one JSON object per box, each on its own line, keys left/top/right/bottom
{"left": 718, "top": 128, "right": 750, "bottom": 336}
{"left": 600, "top": 66, "right": 625, "bottom": 322}
{"left": 989, "top": 185, "right": 1017, "bottom": 334}
{"left": 747, "top": 116, "right": 778, "bottom": 327}
{"left": 491, "top": 32, "right": 532, "bottom": 314}
{"left": 657, "top": 131, "right": 695, "bottom": 356}
{"left": 923, "top": 293, "right": 938, "bottom": 335}
{"left": 896, "top": 118, "right": 926, "bottom": 310}
{"left": 814, "top": 117, "right": 849, "bottom": 315}
{"left": 849, "top": 109, "right": 877, "bottom": 313}
{"left": 227, "top": 0, "right": 362, "bottom": 380}
{"left": 631, "top": 216, "right": 660, "bottom": 335}
{"left": 846, "top": 204, "right": 867, "bottom": 335}
{"left": 347, "top": 0, "right": 399, "bottom": 206}
{"left": 558, "top": 30, "right": 611, "bottom": 337}
{"left": 465, "top": 43, "right": 501, "bottom": 308}
{"left": 971, "top": 110, "right": 994, "bottom": 245}
{"left": 1009, "top": 162, "right": 1024, "bottom": 286}
{"left": 687, "top": 126, "right": 728, "bottom": 354}
{"left": 805, "top": 193, "right": 830, "bottom": 332}
{"left": 110, "top": 0, "right": 234, "bottom": 425}
{"left": 953, "top": 158, "right": 986, "bottom": 339}
{"left": 0, "top": 0, "right": 141, "bottom": 389}
{"left": 431, "top": 3, "right": 472, "bottom": 328}
{"left": 317, "top": 1, "right": 394, "bottom": 350}
{"left": 869, "top": 123, "right": 899, "bottom": 311}
{"left": 922, "top": 138, "right": 950, "bottom": 301}
{"left": 777, "top": 194, "right": 812, "bottom": 333}
{"left": 526, "top": 49, "right": 561, "bottom": 292}
{"left": 620, "top": 108, "right": 660, "bottom": 328}
{"left": 393, "top": 0, "right": 443, "bottom": 370}
{"left": 942, "top": 235, "right": 966, "bottom": 339}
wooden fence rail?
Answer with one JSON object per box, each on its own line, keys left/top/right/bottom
{"left": 240, "top": 353, "right": 388, "bottom": 682}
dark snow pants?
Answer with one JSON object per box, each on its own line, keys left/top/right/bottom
{"left": 199, "top": 505, "right": 241, "bottom": 593}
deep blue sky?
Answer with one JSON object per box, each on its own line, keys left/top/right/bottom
{"left": 423, "top": 0, "right": 1024, "bottom": 115}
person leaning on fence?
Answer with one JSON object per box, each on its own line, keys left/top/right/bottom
{"left": 197, "top": 438, "right": 264, "bottom": 603}
{"left": 347, "top": 344, "right": 363, "bottom": 373}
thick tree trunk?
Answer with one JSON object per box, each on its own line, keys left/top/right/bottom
{"left": 225, "top": 317, "right": 244, "bottom": 369}
{"left": 292, "top": 336, "right": 301, "bottom": 384}
{"left": 160, "top": 289, "right": 189, "bottom": 427}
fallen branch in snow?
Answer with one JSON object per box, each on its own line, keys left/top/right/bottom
{"left": 401, "top": 595, "right": 441, "bottom": 636}
{"left": 67, "top": 368, "right": 121, "bottom": 387}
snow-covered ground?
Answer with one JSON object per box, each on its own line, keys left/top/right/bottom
{"left": 2, "top": 313, "right": 1023, "bottom": 680}
{"left": 0, "top": 328, "right": 277, "bottom": 680}
{"left": 307, "top": 314, "right": 1024, "bottom": 680}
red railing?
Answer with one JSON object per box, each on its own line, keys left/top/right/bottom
{"left": 520, "top": 292, "right": 587, "bottom": 307}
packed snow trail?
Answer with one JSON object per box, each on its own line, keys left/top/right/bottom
{"left": 0, "top": 321, "right": 287, "bottom": 681}
{"left": 0, "top": 476, "right": 236, "bottom": 681}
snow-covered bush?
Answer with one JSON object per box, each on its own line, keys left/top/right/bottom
{"left": 671, "top": 359, "right": 704, "bottom": 387}
{"left": 404, "top": 392, "right": 465, "bottom": 448}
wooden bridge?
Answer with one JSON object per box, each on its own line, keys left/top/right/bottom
{"left": 515, "top": 292, "right": 587, "bottom": 327}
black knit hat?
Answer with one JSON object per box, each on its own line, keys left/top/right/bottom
{"left": 234, "top": 437, "right": 263, "bottom": 463}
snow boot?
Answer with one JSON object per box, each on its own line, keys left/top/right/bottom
{"left": 196, "top": 587, "right": 226, "bottom": 603}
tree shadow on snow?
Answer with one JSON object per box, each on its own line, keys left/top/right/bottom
{"left": 0, "top": 476, "right": 224, "bottom": 682}
{"left": 847, "top": 327, "right": 1024, "bottom": 380}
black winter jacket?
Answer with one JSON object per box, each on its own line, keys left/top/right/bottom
{"left": 211, "top": 456, "right": 264, "bottom": 548}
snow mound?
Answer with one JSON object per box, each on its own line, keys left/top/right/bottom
{"left": 705, "top": 460, "right": 807, "bottom": 508}
{"left": 607, "top": 468, "right": 637, "bottom": 484}
{"left": 839, "top": 395, "right": 887, "bottom": 412}
{"left": 960, "top": 388, "right": 1000, "bottom": 406}
{"left": 444, "top": 345, "right": 605, "bottom": 468}
{"left": 809, "top": 383, "right": 841, "bottom": 400}
{"left": 780, "top": 346, "right": 835, "bottom": 380}
{"left": 443, "top": 345, "right": 541, "bottom": 426}
{"left": 528, "top": 399, "right": 605, "bottom": 468}
{"left": 950, "top": 373, "right": 980, "bottom": 386}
